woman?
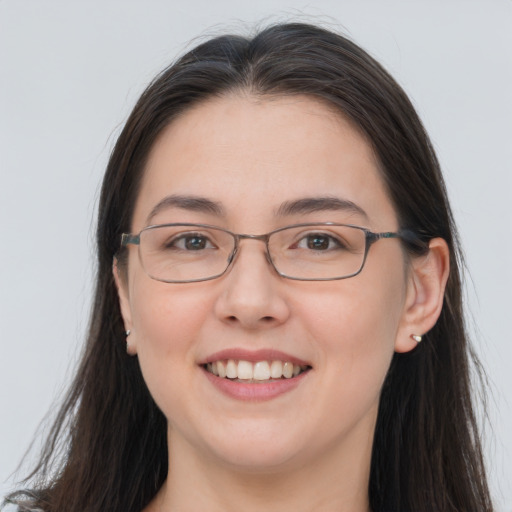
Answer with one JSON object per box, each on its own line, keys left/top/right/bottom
{"left": 4, "top": 22, "right": 493, "bottom": 512}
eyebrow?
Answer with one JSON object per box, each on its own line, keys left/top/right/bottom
{"left": 146, "top": 194, "right": 368, "bottom": 225}
{"left": 146, "top": 194, "right": 225, "bottom": 224}
{"left": 275, "top": 196, "right": 369, "bottom": 220}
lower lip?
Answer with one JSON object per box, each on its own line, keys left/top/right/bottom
{"left": 202, "top": 367, "right": 310, "bottom": 401}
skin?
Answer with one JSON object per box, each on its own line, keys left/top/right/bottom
{"left": 115, "top": 94, "right": 449, "bottom": 512}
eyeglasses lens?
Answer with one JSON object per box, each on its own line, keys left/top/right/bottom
{"left": 137, "top": 224, "right": 367, "bottom": 283}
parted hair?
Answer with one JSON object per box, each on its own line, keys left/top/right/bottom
{"left": 5, "top": 22, "right": 492, "bottom": 512}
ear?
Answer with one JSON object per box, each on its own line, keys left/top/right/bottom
{"left": 395, "top": 238, "right": 450, "bottom": 353}
{"left": 113, "top": 258, "right": 138, "bottom": 355}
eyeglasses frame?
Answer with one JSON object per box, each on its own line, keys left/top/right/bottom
{"left": 120, "top": 222, "right": 416, "bottom": 283}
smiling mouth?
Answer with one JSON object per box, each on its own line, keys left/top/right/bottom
{"left": 203, "top": 359, "right": 311, "bottom": 383}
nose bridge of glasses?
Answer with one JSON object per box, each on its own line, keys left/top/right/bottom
{"left": 236, "top": 233, "right": 270, "bottom": 243}
{"left": 228, "top": 233, "right": 273, "bottom": 266}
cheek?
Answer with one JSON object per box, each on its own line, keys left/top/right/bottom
{"left": 305, "top": 270, "right": 405, "bottom": 350}
{"left": 128, "top": 281, "right": 212, "bottom": 404}
{"left": 131, "top": 281, "right": 209, "bottom": 348}
{"left": 300, "top": 265, "right": 406, "bottom": 399}
{"left": 294, "top": 282, "right": 403, "bottom": 440}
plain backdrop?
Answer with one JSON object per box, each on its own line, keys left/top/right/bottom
{"left": 1, "top": 0, "right": 511, "bottom": 509}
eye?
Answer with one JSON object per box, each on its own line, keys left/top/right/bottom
{"left": 167, "top": 232, "right": 216, "bottom": 251}
{"left": 295, "top": 233, "right": 345, "bottom": 251}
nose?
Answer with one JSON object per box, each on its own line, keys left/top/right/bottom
{"left": 213, "top": 238, "right": 291, "bottom": 329}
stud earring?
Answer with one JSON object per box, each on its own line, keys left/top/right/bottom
{"left": 411, "top": 334, "right": 422, "bottom": 343}
{"left": 125, "top": 329, "right": 136, "bottom": 355}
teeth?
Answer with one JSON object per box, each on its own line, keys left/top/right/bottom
{"left": 270, "top": 360, "right": 283, "bottom": 378}
{"left": 205, "top": 359, "right": 307, "bottom": 381}
{"left": 217, "top": 360, "right": 226, "bottom": 378}
{"left": 226, "top": 360, "right": 237, "bottom": 379}
{"left": 283, "top": 361, "right": 294, "bottom": 379}
{"left": 237, "top": 360, "right": 253, "bottom": 380}
{"left": 253, "top": 361, "right": 270, "bottom": 380}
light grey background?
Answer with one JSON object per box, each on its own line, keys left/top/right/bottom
{"left": 1, "top": 0, "right": 511, "bottom": 509}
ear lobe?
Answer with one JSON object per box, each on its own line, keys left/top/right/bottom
{"left": 395, "top": 238, "right": 450, "bottom": 353}
{"left": 113, "top": 258, "right": 137, "bottom": 355}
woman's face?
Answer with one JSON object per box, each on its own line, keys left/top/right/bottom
{"left": 117, "top": 95, "right": 416, "bottom": 472}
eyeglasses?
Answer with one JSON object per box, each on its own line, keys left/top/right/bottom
{"left": 120, "top": 222, "right": 406, "bottom": 283}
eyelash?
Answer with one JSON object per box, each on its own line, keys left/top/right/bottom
{"left": 165, "top": 233, "right": 217, "bottom": 250}
{"left": 291, "top": 233, "right": 347, "bottom": 251}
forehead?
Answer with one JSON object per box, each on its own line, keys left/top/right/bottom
{"left": 133, "top": 94, "right": 398, "bottom": 231}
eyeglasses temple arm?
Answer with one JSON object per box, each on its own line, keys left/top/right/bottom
{"left": 121, "top": 233, "right": 140, "bottom": 247}
{"left": 397, "top": 229, "right": 430, "bottom": 254}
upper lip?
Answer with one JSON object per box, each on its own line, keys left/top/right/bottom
{"left": 199, "top": 348, "right": 311, "bottom": 367}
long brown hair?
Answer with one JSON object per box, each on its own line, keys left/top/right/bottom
{"left": 5, "top": 22, "right": 493, "bottom": 511}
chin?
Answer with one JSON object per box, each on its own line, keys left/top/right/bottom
{"left": 188, "top": 418, "right": 311, "bottom": 472}
{"left": 210, "top": 441, "right": 304, "bottom": 473}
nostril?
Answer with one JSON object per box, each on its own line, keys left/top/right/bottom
{"left": 225, "top": 314, "right": 276, "bottom": 325}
